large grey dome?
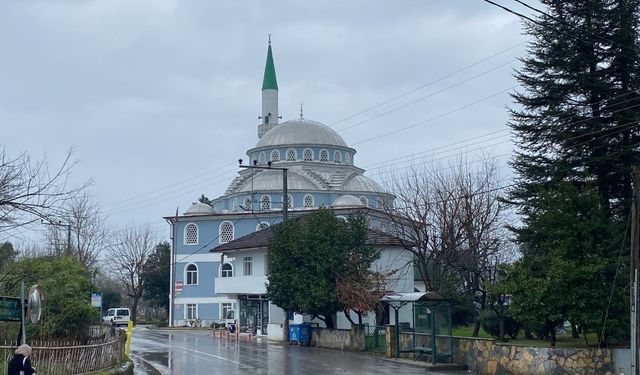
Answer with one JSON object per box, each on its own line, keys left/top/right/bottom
{"left": 255, "top": 118, "right": 348, "bottom": 148}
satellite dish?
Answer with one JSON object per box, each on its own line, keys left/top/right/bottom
{"left": 28, "top": 285, "right": 44, "bottom": 324}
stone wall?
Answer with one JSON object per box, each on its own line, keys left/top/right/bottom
{"left": 390, "top": 331, "right": 617, "bottom": 375}
{"left": 310, "top": 325, "right": 365, "bottom": 351}
{"left": 454, "top": 337, "right": 615, "bottom": 375}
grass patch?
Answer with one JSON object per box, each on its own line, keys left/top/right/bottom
{"left": 452, "top": 325, "right": 599, "bottom": 348}
{"left": 452, "top": 325, "right": 492, "bottom": 338}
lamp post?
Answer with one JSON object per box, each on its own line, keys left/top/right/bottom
{"left": 238, "top": 158, "right": 289, "bottom": 341}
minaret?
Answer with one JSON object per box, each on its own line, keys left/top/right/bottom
{"left": 258, "top": 37, "right": 279, "bottom": 138}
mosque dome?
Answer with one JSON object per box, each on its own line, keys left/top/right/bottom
{"left": 184, "top": 202, "right": 217, "bottom": 216}
{"left": 255, "top": 118, "right": 348, "bottom": 148}
{"left": 236, "top": 170, "right": 318, "bottom": 193}
{"left": 332, "top": 194, "right": 365, "bottom": 208}
{"left": 342, "top": 175, "right": 386, "bottom": 193}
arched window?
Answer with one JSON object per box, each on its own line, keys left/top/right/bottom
{"left": 320, "top": 149, "right": 329, "bottom": 162}
{"left": 243, "top": 196, "right": 252, "bottom": 211}
{"left": 286, "top": 149, "right": 297, "bottom": 161}
{"left": 303, "top": 148, "right": 313, "bottom": 161}
{"left": 221, "top": 263, "right": 233, "bottom": 278}
{"left": 270, "top": 150, "right": 280, "bottom": 162}
{"left": 334, "top": 151, "right": 342, "bottom": 163}
{"left": 261, "top": 195, "right": 271, "bottom": 210}
{"left": 184, "top": 223, "right": 198, "bottom": 245}
{"left": 303, "top": 194, "right": 314, "bottom": 208}
{"left": 359, "top": 196, "right": 369, "bottom": 207}
{"left": 258, "top": 152, "right": 266, "bottom": 164}
{"left": 345, "top": 153, "right": 351, "bottom": 164}
{"left": 256, "top": 222, "right": 270, "bottom": 231}
{"left": 219, "top": 221, "right": 234, "bottom": 244}
{"left": 282, "top": 194, "right": 293, "bottom": 209}
{"left": 185, "top": 264, "right": 198, "bottom": 285}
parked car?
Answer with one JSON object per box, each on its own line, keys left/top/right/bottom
{"left": 103, "top": 307, "right": 131, "bottom": 326}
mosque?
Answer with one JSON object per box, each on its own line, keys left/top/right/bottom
{"left": 166, "top": 41, "right": 414, "bottom": 338}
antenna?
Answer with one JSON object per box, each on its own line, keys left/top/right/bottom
{"left": 299, "top": 103, "right": 304, "bottom": 119}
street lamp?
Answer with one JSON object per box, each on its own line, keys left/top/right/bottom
{"left": 238, "top": 159, "right": 288, "bottom": 221}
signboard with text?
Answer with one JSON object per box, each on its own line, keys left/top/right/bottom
{"left": 175, "top": 281, "right": 183, "bottom": 293}
{"left": 0, "top": 296, "right": 22, "bottom": 322}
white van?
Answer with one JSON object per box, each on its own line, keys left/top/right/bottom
{"left": 103, "top": 307, "right": 131, "bottom": 326}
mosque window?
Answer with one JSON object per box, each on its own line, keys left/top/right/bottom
{"left": 185, "top": 264, "right": 198, "bottom": 285}
{"left": 334, "top": 151, "right": 342, "bottom": 163}
{"left": 184, "top": 223, "right": 198, "bottom": 245}
{"left": 256, "top": 222, "right": 270, "bottom": 231}
{"left": 359, "top": 196, "right": 369, "bottom": 207}
{"left": 303, "top": 148, "right": 313, "bottom": 161}
{"left": 271, "top": 150, "right": 280, "bottom": 162}
{"left": 243, "top": 196, "right": 252, "bottom": 210}
{"left": 219, "top": 221, "right": 234, "bottom": 244}
{"left": 261, "top": 195, "right": 271, "bottom": 210}
{"left": 345, "top": 153, "right": 351, "bottom": 164}
{"left": 320, "top": 149, "right": 328, "bottom": 162}
{"left": 303, "top": 194, "right": 314, "bottom": 208}
{"left": 286, "top": 149, "right": 297, "bottom": 161}
{"left": 259, "top": 152, "right": 266, "bottom": 164}
{"left": 283, "top": 194, "right": 293, "bottom": 209}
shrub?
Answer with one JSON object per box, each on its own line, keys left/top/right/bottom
{"left": 479, "top": 309, "right": 521, "bottom": 339}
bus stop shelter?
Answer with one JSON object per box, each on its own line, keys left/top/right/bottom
{"left": 380, "top": 291, "right": 452, "bottom": 363}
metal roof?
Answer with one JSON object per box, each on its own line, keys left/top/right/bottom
{"left": 255, "top": 119, "right": 348, "bottom": 148}
{"left": 380, "top": 291, "right": 447, "bottom": 303}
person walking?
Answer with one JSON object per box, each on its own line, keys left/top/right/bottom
{"left": 7, "top": 344, "right": 36, "bottom": 375}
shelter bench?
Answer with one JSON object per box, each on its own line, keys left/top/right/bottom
{"left": 413, "top": 346, "right": 432, "bottom": 361}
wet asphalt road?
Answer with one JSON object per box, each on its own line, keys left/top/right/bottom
{"left": 129, "top": 327, "right": 457, "bottom": 375}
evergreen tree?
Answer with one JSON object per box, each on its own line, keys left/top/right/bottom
{"left": 507, "top": 0, "right": 640, "bottom": 344}
{"left": 509, "top": 0, "right": 640, "bottom": 216}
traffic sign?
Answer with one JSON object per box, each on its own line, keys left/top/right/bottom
{"left": 0, "top": 296, "right": 22, "bottom": 322}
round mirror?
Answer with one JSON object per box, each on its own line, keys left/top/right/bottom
{"left": 28, "top": 285, "right": 44, "bottom": 324}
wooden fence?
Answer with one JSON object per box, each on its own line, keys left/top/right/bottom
{"left": 0, "top": 331, "right": 127, "bottom": 375}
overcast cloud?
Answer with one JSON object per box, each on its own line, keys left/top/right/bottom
{"left": 1, "top": 1, "right": 532, "bottom": 244}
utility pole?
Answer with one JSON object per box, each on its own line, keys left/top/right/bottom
{"left": 42, "top": 220, "right": 72, "bottom": 256}
{"left": 166, "top": 207, "right": 179, "bottom": 328}
{"left": 631, "top": 167, "right": 640, "bottom": 375}
{"left": 238, "top": 158, "right": 289, "bottom": 341}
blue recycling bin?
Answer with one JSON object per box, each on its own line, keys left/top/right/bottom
{"left": 289, "top": 323, "right": 311, "bottom": 346}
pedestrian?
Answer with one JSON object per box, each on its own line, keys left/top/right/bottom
{"left": 7, "top": 344, "right": 36, "bottom": 375}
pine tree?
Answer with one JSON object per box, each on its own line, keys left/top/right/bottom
{"left": 506, "top": 0, "right": 640, "bottom": 344}
{"left": 509, "top": 0, "right": 640, "bottom": 217}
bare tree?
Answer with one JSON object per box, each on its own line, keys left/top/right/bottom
{"left": 0, "top": 147, "right": 87, "bottom": 235}
{"left": 381, "top": 156, "right": 509, "bottom": 335}
{"left": 108, "top": 224, "right": 156, "bottom": 324}
{"left": 45, "top": 194, "right": 112, "bottom": 272}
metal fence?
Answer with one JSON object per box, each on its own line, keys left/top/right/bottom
{"left": 0, "top": 331, "right": 126, "bottom": 375}
{"left": 364, "top": 324, "right": 388, "bottom": 354}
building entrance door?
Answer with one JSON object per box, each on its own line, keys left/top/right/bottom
{"left": 239, "top": 296, "right": 269, "bottom": 335}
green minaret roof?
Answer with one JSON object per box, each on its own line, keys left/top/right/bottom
{"left": 262, "top": 42, "right": 278, "bottom": 91}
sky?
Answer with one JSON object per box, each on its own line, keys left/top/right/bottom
{"left": 1, "top": 0, "right": 534, "bottom": 246}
